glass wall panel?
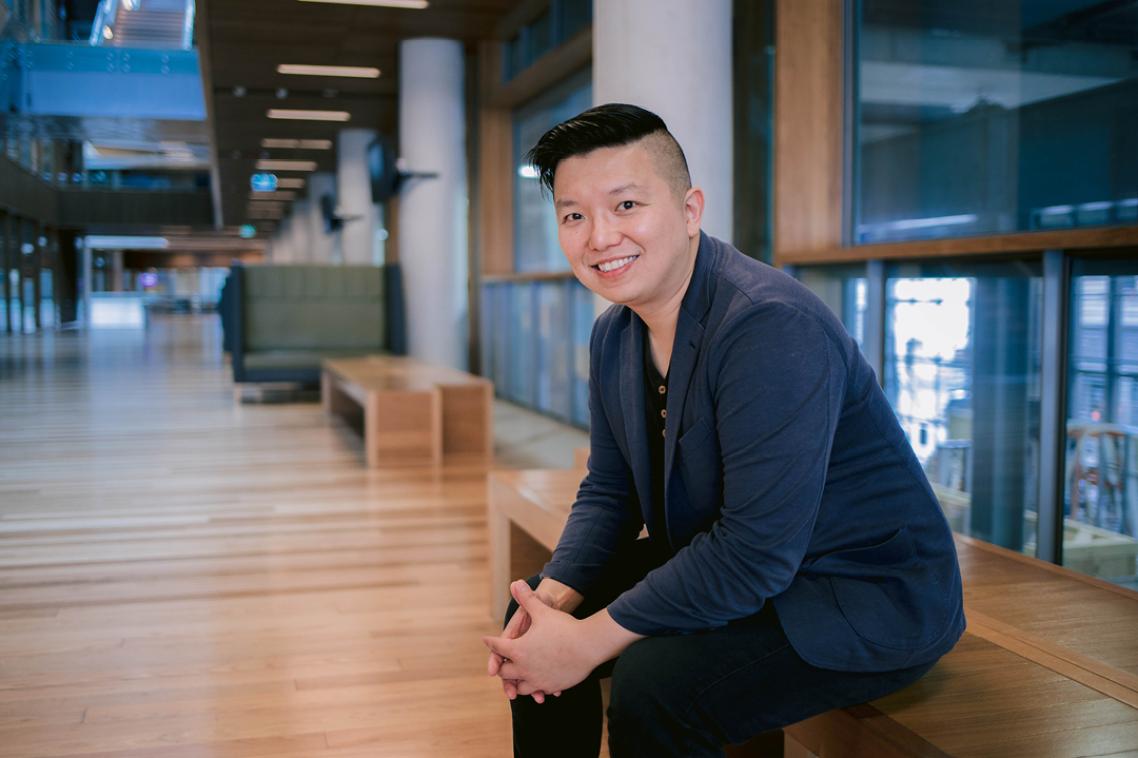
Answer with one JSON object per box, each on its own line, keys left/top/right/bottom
{"left": 856, "top": 2, "right": 1138, "bottom": 244}
{"left": 797, "top": 265, "right": 867, "bottom": 347}
{"left": 571, "top": 284, "right": 594, "bottom": 427}
{"left": 513, "top": 71, "right": 591, "bottom": 273}
{"left": 503, "top": 0, "right": 593, "bottom": 81}
{"left": 884, "top": 261, "right": 1043, "bottom": 556}
{"left": 1066, "top": 258, "right": 1138, "bottom": 589}
{"left": 481, "top": 278, "right": 592, "bottom": 430}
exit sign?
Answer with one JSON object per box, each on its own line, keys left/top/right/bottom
{"left": 250, "top": 173, "right": 278, "bottom": 192}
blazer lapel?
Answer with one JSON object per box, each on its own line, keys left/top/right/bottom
{"left": 663, "top": 233, "right": 716, "bottom": 527}
{"left": 619, "top": 314, "right": 654, "bottom": 531}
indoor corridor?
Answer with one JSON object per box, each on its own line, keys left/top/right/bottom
{"left": 0, "top": 315, "right": 559, "bottom": 757}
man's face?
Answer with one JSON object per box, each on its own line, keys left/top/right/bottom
{"left": 552, "top": 140, "right": 701, "bottom": 311}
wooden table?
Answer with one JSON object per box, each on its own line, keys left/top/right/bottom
{"left": 322, "top": 355, "right": 492, "bottom": 468}
{"left": 487, "top": 467, "right": 1138, "bottom": 756}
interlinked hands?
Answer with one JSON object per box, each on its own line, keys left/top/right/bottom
{"left": 484, "top": 580, "right": 599, "bottom": 701}
{"left": 486, "top": 582, "right": 562, "bottom": 703}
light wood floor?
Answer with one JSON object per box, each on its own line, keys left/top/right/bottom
{"left": 0, "top": 316, "right": 523, "bottom": 757}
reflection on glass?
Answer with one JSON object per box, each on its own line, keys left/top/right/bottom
{"left": 796, "top": 265, "right": 867, "bottom": 347}
{"left": 1066, "top": 260, "right": 1138, "bottom": 588}
{"left": 884, "top": 263, "right": 1042, "bottom": 557}
{"left": 513, "top": 72, "right": 592, "bottom": 273}
{"left": 857, "top": 2, "right": 1138, "bottom": 243}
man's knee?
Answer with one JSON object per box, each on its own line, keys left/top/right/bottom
{"left": 501, "top": 573, "right": 542, "bottom": 628}
{"left": 608, "top": 638, "right": 688, "bottom": 723}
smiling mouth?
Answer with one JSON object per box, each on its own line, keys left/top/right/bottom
{"left": 593, "top": 255, "right": 639, "bottom": 273}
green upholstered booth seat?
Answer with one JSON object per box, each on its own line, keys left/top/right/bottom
{"left": 242, "top": 349, "right": 376, "bottom": 372}
{"left": 228, "top": 263, "right": 405, "bottom": 385}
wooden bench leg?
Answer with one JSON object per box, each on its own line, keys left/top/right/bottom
{"left": 439, "top": 383, "right": 493, "bottom": 464}
{"left": 487, "top": 483, "right": 556, "bottom": 624}
{"left": 321, "top": 369, "right": 332, "bottom": 415}
{"left": 364, "top": 388, "right": 442, "bottom": 468}
{"left": 489, "top": 500, "right": 511, "bottom": 624}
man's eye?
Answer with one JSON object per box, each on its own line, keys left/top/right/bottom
{"left": 619, "top": 200, "right": 636, "bottom": 211}
{"left": 563, "top": 212, "right": 583, "bottom": 223}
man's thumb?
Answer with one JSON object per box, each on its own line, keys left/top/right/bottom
{"left": 511, "top": 580, "right": 546, "bottom": 615}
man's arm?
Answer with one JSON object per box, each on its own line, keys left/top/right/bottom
{"left": 540, "top": 314, "right": 643, "bottom": 595}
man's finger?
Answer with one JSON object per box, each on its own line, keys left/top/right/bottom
{"left": 487, "top": 651, "right": 503, "bottom": 677}
{"left": 503, "top": 679, "right": 518, "bottom": 700}
{"left": 482, "top": 635, "right": 517, "bottom": 662}
{"left": 503, "top": 606, "right": 530, "bottom": 639}
{"left": 499, "top": 660, "right": 522, "bottom": 680}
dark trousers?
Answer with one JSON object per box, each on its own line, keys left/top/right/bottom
{"left": 505, "top": 539, "right": 935, "bottom": 758}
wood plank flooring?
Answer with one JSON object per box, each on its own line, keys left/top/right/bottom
{"left": 0, "top": 317, "right": 516, "bottom": 757}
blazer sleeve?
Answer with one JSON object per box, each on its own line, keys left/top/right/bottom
{"left": 541, "top": 316, "right": 644, "bottom": 596}
{"left": 606, "top": 302, "right": 848, "bottom": 634}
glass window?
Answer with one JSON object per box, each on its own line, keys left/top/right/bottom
{"left": 1066, "top": 258, "right": 1138, "bottom": 589}
{"left": 796, "top": 264, "right": 867, "bottom": 347}
{"left": 513, "top": 71, "right": 592, "bottom": 273}
{"left": 503, "top": 0, "right": 593, "bottom": 82}
{"left": 856, "top": 2, "right": 1138, "bottom": 244}
{"left": 558, "top": 0, "right": 592, "bottom": 42}
{"left": 884, "top": 261, "right": 1043, "bottom": 557}
{"left": 572, "top": 283, "right": 594, "bottom": 427}
{"left": 481, "top": 278, "right": 593, "bottom": 430}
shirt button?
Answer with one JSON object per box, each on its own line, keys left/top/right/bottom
{"left": 661, "top": 429, "right": 666, "bottom": 438}
{"left": 660, "top": 409, "right": 667, "bottom": 419}
{"left": 658, "top": 385, "right": 666, "bottom": 395}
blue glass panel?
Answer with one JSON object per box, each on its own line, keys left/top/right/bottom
{"left": 571, "top": 282, "right": 594, "bottom": 428}
{"left": 1066, "top": 259, "right": 1138, "bottom": 588}
{"left": 797, "top": 265, "right": 867, "bottom": 346}
{"left": 884, "top": 261, "right": 1043, "bottom": 557}
{"left": 513, "top": 72, "right": 592, "bottom": 273}
{"left": 856, "top": 2, "right": 1138, "bottom": 243}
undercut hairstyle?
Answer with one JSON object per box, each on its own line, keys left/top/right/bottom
{"left": 525, "top": 103, "right": 692, "bottom": 199}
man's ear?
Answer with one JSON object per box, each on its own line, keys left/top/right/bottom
{"left": 683, "top": 187, "right": 704, "bottom": 237}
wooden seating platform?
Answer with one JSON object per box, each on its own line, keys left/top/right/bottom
{"left": 322, "top": 355, "right": 492, "bottom": 467}
{"left": 487, "top": 466, "right": 1138, "bottom": 757}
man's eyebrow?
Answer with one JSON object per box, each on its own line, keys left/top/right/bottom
{"left": 554, "top": 198, "right": 579, "bottom": 210}
{"left": 609, "top": 183, "right": 644, "bottom": 195}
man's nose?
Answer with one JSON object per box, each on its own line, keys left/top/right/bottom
{"left": 588, "top": 216, "right": 620, "bottom": 251}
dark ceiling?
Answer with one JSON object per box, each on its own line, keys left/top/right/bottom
{"left": 197, "top": 0, "right": 518, "bottom": 232}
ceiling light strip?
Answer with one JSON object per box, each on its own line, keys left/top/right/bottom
{"left": 255, "top": 159, "right": 319, "bottom": 171}
{"left": 277, "top": 64, "right": 380, "bottom": 78}
{"left": 297, "top": 0, "right": 428, "bottom": 8}
{"left": 266, "top": 109, "right": 351, "bottom": 122}
{"left": 261, "top": 138, "right": 333, "bottom": 150}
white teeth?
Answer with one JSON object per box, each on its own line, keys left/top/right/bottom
{"left": 597, "top": 256, "right": 636, "bottom": 273}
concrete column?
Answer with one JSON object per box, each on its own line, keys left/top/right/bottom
{"left": 338, "top": 128, "right": 380, "bottom": 265}
{"left": 593, "top": 0, "right": 733, "bottom": 242}
{"left": 398, "top": 38, "right": 468, "bottom": 370}
{"left": 306, "top": 171, "right": 339, "bottom": 263}
{"left": 290, "top": 201, "right": 312, "bottom": 263}
{"left": 110, "top": 250, "right": 124, "bottom": 292}
{"left": 271, "top": 217, "right": 292, "bottom": 263}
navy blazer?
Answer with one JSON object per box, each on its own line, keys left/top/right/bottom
{"left": 543, "top": 233, "right": 965, "bottom": 673}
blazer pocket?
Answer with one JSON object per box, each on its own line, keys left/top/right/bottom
{"left": 676, "top": 417, "right": 721, "bottom": 517}
{"left": 820, "top": 529, "right": 947, "bottom": 647}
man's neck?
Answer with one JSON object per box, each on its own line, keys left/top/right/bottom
{"left": 634, "top": 235, "right": 700, "bottom": 376}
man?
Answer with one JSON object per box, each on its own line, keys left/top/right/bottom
{"left": 483, "top": 104, "right": 965, "bottom": 758}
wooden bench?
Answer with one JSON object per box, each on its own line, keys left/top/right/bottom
{"left": 323, "top": 355, "right": 492, "bottom": 468}
{"left": 487, "top": 467, "right": 1138, "bottom": 757}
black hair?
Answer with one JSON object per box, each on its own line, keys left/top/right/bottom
{"left": 525, "top": 103, "right": 691, "bottom": 197}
